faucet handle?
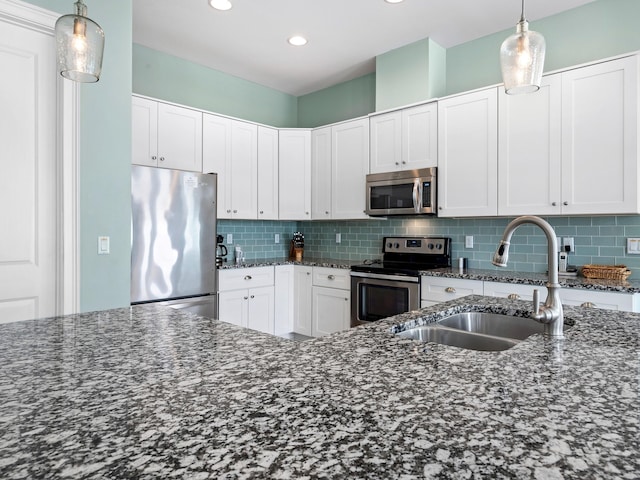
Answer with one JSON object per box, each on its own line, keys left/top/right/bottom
{"left": 533, "top": 289, "right": 540, "bottom": 315}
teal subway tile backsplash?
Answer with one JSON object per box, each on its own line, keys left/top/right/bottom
{"left": 217, "top": 215, "right": 640, "bottom": 277}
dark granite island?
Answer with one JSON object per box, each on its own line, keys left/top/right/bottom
{"left": 0, "top": 296, "right": 638, "bottom": 479}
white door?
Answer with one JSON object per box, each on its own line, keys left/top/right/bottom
{"left": 0, "top": 9, "right": 58, "bottom": 323}
{"left": 218, "top": 290, "right": 248, "bottom": 327}
{"left": 312, "top": 286, "right": 350, "bottom": 336}
{"left": 403, "top": 103, "right": 438, "bottom": 169}
{"left": 132, "top": 96, "right": 158, "bottom": 167}
{"left": 230, "top": 120, "right": 258, "bottom": 219}
{"left": 369, "top": 110, "right": 402, "bottom": 173}
{"left": 257, "top": 126, "right": 279, "bottom": 220}
{"left": 202, "top": 113, "right": 232, "bottom": 218}
{"left": 156, "top": 103, "right": 202, "bottom": 172}
{"left": 247, "top": 286, "right": 275, "bottom": 334}
{"left": 311, "top": 126, "right": 332, "bottom": 219}
{"left": 279, "top": 129, "right": 311, "bottom": 220}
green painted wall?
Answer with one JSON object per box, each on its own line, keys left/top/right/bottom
{"left": 133, "top": 45, "right": 298, "bottom": 128}
{"left": 375, "top": 38, "right": 446, "bottom": 111}
{"left": 26, "top": 0, "right": 133, "bottom": 312}
{"left": 296, "top": 73, "right": 375, "bottom": 128}
{"left": 446, "top": 0, "right": 640, "bottom": 95}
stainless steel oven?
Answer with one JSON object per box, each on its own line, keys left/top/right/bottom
{"left": 350, "top": 236, "right": 451, "bottom": 327}
{"left": 351, "top": 271, "right": 420, "bottom": 327}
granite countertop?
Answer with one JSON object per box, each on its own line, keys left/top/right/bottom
{"left": 220, "top": 257, "right": 640, "bottom": 293}
{"left": 1, "top": 296, "right": 638, "bottom": 479}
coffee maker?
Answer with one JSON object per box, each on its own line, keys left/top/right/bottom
{"left": 216, "top": 234, "right": 228, "bottom": 267}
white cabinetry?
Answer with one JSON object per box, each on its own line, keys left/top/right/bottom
{"left": 132, "top": 96, "right": 202, "bottom": 172}
{"left": 421, "top": 276, "right": 484, "bottom": 308}
{"left": 498, "top": 75, "right": 562, "bottom": 216}
{"left": 311, "top": 267, "right": 351, "bottom": 336}
{"left": 279, "top": 129, "right": 312, "bottom": 220}
{"left": 312, "top": 119, "right": 369, "bottom": 220}
{"left": 437, "top": 88, "right": 498, "bottom": 217}
{"left": 369, "top": 102, "right": 437, "bottom": 174}
{"left": 499, "top": 55, "right": 639, "bottom": 216}
{"left": 218, "top": 267, "right": 274, "bottom": 334}
{"left": 482, "top": 281, "right": 538, "bottom": 302}
{"left": 203, "top": 114, "right": 258, "bottom": 219}
{"left": 257, "top": 126, "right": 279, "bottom": 219}
{"left": 275, "top": 265, "right": 313, "bottom": 336}
{"left": 559, "top": 288, "right": 639, "bottom": 312}
{"left": 561, "top": 55, "right": 638, "bottom": 215}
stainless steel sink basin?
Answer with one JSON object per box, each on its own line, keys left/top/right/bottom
{"left": 396, "top": 312, "right": 546, "bottom": 351}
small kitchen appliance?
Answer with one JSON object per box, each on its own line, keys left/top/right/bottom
{"left": 365, "top": 167, "right": 437, "bottom": 216}
{"left": 350, "top": 236, "right": 451, "bottom": 327}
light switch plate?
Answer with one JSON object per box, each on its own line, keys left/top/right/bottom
{"left": 98, "top": 236, "right": 110, "bottom": 255}
{"left": 275, "top": 233, "right": 280, "bottom": 244}
{"left": 336, "top": 233, "right": 341, "bottom": 244}
{"left": 627, "top": 238, "right": 640, "bottom": 254}
{"left": 465, "top": 236, "right": 473, "bottom": 248}
{"left": 226, "top": 233, "right": 233, "bottom": 244}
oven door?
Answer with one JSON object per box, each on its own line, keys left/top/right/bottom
{"left": 350, "top": 272, "right": 420, "bottom": 327}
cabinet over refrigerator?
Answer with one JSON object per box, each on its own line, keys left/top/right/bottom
{"left": 131, "top": 165, "right": 218, "bottom": 318}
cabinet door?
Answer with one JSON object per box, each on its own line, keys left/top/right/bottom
{"left": 203, "top": 113, "right": 232, "bottom": 218}
{"left": 218, "top": 289, "right": 248, "bottom": 327}
{"left": 403, "top": 103, "right": 437, "bottom": 169}
{"left": 561, "top": 55, "right": 639, "bottom": 215}
{"left": 157, "top": 103, "right": 203, "bottom": 172}
{"left": 293, "top": 266, "right": 313, "bottom": 336}
{"left": 247, "top": 286, "right": 274, "bottom": 334}
{"left": 559, "top": 288, "right": 637, "bottom": 312}
{"left": 332, "top": 118, "right": 369, "bottom": 219}
{"left": 311, "top": 127, "right": 332, "bottom": 219}
{"left": 279, "top": 130, "right": 312, "bottom": 220}
{"left": 369, "top": 110, "right": 402, "bottom": 173}
{"left": 230, "top": 120, "right": 258, "bottom": 219}
{"left": 438, "top": 88, "right": 498, "bottom": 217}
{"left": 257, "top": 126, "right": 279, "bottom": 220}
{"left": 312, "top": 286, "right": 350, "bottom": 336}
{"left": 274, "top": 265, "right": 294, "bottom": 335}
{"left": 132, "top": 96, "right": 158, "bottom": 167}
{"left": 498, "top": 75, "right": 562, "bottom": 216}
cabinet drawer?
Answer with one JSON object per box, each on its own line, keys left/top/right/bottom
{"left": 421, "top": 276, "right": 484, "bottom": 303}
{"left": 313, "top": 267, "right": 350, "bottom": 290}
{"left": 219, "top": 266, "right": 274, "bottom": 291}
{"left": 560, "top": 288, "right": 637, "bottom": 312}
{"left": 483, "top": 281, "right": 539, "bottom": 301}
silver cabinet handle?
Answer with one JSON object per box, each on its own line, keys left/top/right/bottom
{"left": 395, "top": 162, "right": 400, "bottom": 165}
{"left": 325, "top": 211, "right": 329, "bottom": 215}
{"left": 151, "top": 156, "right": 157, "bottom": 160}
{"left": 563, "top": 201, "right": 569, "bottom": 206}
{"left": 259, "top": 210, "right": 264, "bottom": 214}
{"left": 445, "top": 287, "right": 456, "bottom": 293}
{"left": 401, "top": 161, "right": 406, "bottom": 164}
{"left": 305, "top": 211, "right": 309, "bottom": 215}
{"left": 250, "top": 295, "right": 255, "bottom": 299}
{"left": 507, "top": 293, "right": 521, "bottom": 300}
{"left": 226, "top": 209, "right": 231, "bottom": 213}
{"left": 244, "top": 275, "right": 252, "bottom": 280}
{"left": 552, "top": 202, "right": 557, "bottom": 206}
{"left": 243, "top": 296, "right": 248, "bottom": 300}
{"left": 581, "top": 302, "right": 596, "bottom": 308}
{"left": 233, "top": 209, "right": 237, "bottom": 213}
{"left": 327, "top": 275, "right": 335, "bottom": 280}
{"left": 159, "top": 157, "right": 165, "bottom": 162}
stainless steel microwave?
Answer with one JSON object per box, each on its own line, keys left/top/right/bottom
{"left": 365, "top": 167, "right": 437, "bottom": 216}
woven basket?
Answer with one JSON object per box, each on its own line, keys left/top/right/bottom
{"left": 581, "top": 264, "right": 631, "bottom": 281}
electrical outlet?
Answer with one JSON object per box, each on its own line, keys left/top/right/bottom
{"left": 226, "top": 233, "right": 233, "bottom": 244}
{"left": 274, "top": 233, "right": 280, "bottom": 244}
{"left": 465, "top": 236, "right": 473, "bottom": 248}
{"left": 562, "top": 237, "right": 575, "bottom": 253}
{"left": 627, "top": 238, "right": 640, "bottom": 254}
{"left": 336, "top": 233, "right": 341, "bottom": 244}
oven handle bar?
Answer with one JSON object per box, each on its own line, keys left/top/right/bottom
{"left": 350, "top": 271, "right": 420, "bottom": 283}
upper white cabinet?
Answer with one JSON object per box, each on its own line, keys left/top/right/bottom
{"left": 312, "top": 118, "right": 369, "bottom": 220}
{"left": 279, "top": 129, "right": 312, "bottom": 220}
{"left": 132, "top": 96, "right": 202, "bottom": 172}
{"left": 257, "top": 126, "right": 279, "bottom": 220}
{"left": 370, "top": 102, "right": 437, "bottom": 174}
{"left": 498, "top": 75, "right": 562, "bottom": 216}
{"left": 499, "top": 55, "right": 639, "bottom": 216}
{"left": 203, "top": 114, "right": 258, "bottom": 219}
{"left": 561, "top": 55, "right": 638, "bottom": 215}
{"left": 437, "top": 88, "right": 498, "bottom": 217}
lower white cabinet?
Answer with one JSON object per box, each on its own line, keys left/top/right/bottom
{"left": 312, "top": 286, "right": 350, "bottom": 336}
{"left": 559, "top": 288, "right": 639, "bottom": 312}
{"left": 275, "top": 265, "right": 313, "bottom": 336}
{"left": 482, "top": 282, "right": 538, "bottom": 302}
{"left": 421, "top": 276, "right": 484, "bottom": 308}
{"left": 218, "top": 267, "right": 275, "bottom": 334}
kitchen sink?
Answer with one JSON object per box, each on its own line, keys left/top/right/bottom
{"left": 396, "top": 312, "right": 547, "bottom": 351}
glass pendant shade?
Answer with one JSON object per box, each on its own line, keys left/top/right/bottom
{"left": 55, "top": 1, "right": 104, "bottom": 83}
{"left": 500, "top": 19, "right": 545, "bottom": 94}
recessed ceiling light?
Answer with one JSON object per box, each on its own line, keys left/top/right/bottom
{"left": 288, "top": 35, "right": 308, "bottom": 47}
{"left": 385, "top": 0, "right": 404, "bottom": 3}
{"left": 208, "top": 0, "right": 232, "bottom": 11}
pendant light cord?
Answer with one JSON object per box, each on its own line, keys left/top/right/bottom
{"left": 520, "top": 0, "right": 526, "bottom": 23}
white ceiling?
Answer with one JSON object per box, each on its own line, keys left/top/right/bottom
{"left": 132, "top": 0, "right": 595, "bottom": 96}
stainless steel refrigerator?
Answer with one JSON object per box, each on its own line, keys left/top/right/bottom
{"left": 131, "top": 165, "right": 218, "bottom": 318}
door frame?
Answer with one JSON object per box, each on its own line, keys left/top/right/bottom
{"left": 0, "top": 0, "right": 80, "bottom": 315}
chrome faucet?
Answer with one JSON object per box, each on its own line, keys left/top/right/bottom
{"left": 492, "top": 215, "right": 564, "bottom": 338}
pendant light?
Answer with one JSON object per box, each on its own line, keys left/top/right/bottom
{"left": 500, "top": 0, "right": 545, "bottom": 94}
{"left": 55, "top": 0, "right": 105, "bottom": 83}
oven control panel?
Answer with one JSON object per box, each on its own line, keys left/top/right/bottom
{"left": 383, "top": 236, "right": 450, "bottom": 255}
